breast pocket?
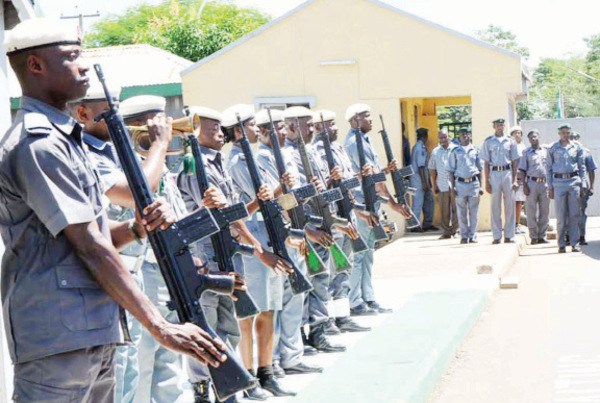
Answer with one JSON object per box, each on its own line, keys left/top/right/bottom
{"left": 73, "top": 162, "right": 103, "bottom": 216}
{"left": 56, "top": 265, "right": 117, "bottom": 331}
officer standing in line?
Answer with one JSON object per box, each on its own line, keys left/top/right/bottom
{"left": 312, "top": 110, "right": 371, "bottom": 333}
{"left": 482, "top": 118, "right": 520, "bottom": 244}
{"left": 510, "top": 126, "right": 527, "bottom": 234}
{"left": 570, "top": 131, "right": 597, "bottom": 245}
{"left": 410, "top": 128, "right": 437, "bottom": 232}
{"left": 1, "top": 17, "right": 226, "bottom": 401}
{"left": 447, "top": 128, "right": 483, "bottom": 244}
{"left": 429, "top": 129, "right": 458, "bottom": 239}
{"left": 546, "top": 123, "right": 586, "bottom": 253}
{"left": 518, "top": 130, "right": 550, "bottom": 245}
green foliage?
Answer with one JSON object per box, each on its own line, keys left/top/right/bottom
{"left": 475, "top": 25, "right": 530, "bottom": 59}
{"left": 85, "top": 0, "right": 271, "bottom": 61}
{"left": 437, "top": 105, "right": 471, "bottom": 125}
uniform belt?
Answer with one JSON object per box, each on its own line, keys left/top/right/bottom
{"left": 457, "top": 176, "right": 478, "bottom": 183}
{"left": 491, "top": 164, "right": 511, "bottom": 171}
{"left": 526, "top": 176, "right": 546, "bottom": 183}
{"left": 553, "top": 172, "right": 578, "bottom": 179}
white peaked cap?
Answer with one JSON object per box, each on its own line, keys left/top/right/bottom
{"left": 221, "top": 104, "right": 255, "bottom": 128}
{"left": 255, "top": 109, "right": 284, "bottom": 126}
{"left": 119, "top": 95, "right": 166, "bottom": 118}
{"left": 188, "top": 106, "right": 223, "bottom": 123}
{"left": 313, "top": 109, "right": 336, "bottom": 123}
{"left": 283, "top": 106, "right": 314, "bottom": 120}
{"left": 345, "top": 103, "right": 371, "bottom": 121}
{"left": 4, "top": 17, "right": 81, "bottom": 55}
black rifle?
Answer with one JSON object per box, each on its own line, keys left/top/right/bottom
{"left": 235, "top": 115, "right": 313, "bottom": 295}
{"left": 317, "top": 115, "right": 369, "bottom": 253}
{"left": 94, "top": 65, "right": 254, "bottom": 401}
{"left": 353, "top": 116, "right": 389, "bottom": 241}
{"left": 295, "top": 118, "right": 352, "bottom": 273}
{"left": 379, "top": 115, "right": 420, "bottom": 229}
{"left": 187, "top": 134, "right": 259, "bottom": 319}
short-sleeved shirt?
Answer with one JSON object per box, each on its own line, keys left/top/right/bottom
{"left": 447, "top": 144, "right": 482, "bottom": 179}
{"left": 546, "top": 141, "right": 586, "bottom": 188}
{"left": 0, "top": 97, "right": 122, "bottom": 364}
{"left": 428, "top": 143, "right": 456, "bottom": 192}
{"left": 583, "top": 147, "right": 598, "bottom": 187}
{"left": 481, "top": 134, "right": 520, "bottom": 166}
{"left": 313, "top": 137, "right": 356, "bottom": 181}
{"left": 518, "top": 146, "right": 548, "bottom": 179}
{"left": 344, "top": 129, "right": 382, "bottom": 206}
{"left": 255, "top": 142, "right": 299, "bottom": 186}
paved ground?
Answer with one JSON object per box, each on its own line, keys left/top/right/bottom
{"left": 429, "top": 218, "right": 600, "bottom": 403}
{"left": 236, "top": 227, "right": 528, "bottom": 403}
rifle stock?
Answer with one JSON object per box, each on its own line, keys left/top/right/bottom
{"left": 94, "top": 64, "right": 255, "bottom": 401}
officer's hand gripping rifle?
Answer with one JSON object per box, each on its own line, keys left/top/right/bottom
{"left": 318, "top": 114, "right": 369, "bottom": 253}
{"left": 94, "top": 64, "right": 254, "bottom": 401}
{"left": 185, "top": 132, "right": 260, "bottom": 319}
{"left": 236, "top": 114, "right": 313, "bottom": 295}
{"left": 379, "top": 115, "right": 420, "bottom": 229}
{"left": 354, "top": 114, "right": 389, "bottom": 241}
{"left": 295, "top": 118, "right": 352, "bottom": 272}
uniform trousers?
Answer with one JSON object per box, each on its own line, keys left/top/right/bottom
{"left": 411, "top": 187, "right": 435, "bottom": 228}
{"left": 273, "top": 247, "right": 306, "bottom": 369}
{"left": 328, "top": 235, "right": 353, "bottom": 318}
{"left": 303, "top": 243, "right": 331, "bottom": 328}
{"left": 349, "top": 218, "right": 376, "bottom": 309}
{"left": 579, "top": 187, "right": 592, "bottom": 239}
{"left": 554, "top": 178, "right": 582, "bottom": 248}
{"left": 525, "top": 179, "right": 550, "bottom": 241}
{"left": 455, "top": 181, "right": 480, "bottom": 240}
{"left": 490, "top": 170, "right": 516, "bottom": 240}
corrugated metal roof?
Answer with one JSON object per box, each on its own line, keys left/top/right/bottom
{"left": 9, "top": 44, "right": 193, "bottom": 97}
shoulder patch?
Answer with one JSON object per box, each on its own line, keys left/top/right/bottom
{"left": 23, "top": 112, "right": 53, "bottom": 137}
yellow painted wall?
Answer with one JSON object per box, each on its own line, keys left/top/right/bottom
{"left": 181, "top": 0, "right": 523, "bottom": 231}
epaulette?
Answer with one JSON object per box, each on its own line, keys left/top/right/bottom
{"left": 23, "top": 112, "right": 53, "bottom": 137}
{"left": 484, "top": 135, "right": 493, "bottom": 142}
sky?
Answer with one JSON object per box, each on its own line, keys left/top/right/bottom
{"left": 36, "top": 0, "right": 600, "bottom": 66}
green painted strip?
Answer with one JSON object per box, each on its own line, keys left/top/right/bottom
{"left": 10, "top": 98, "right": 20, "bottom": 110}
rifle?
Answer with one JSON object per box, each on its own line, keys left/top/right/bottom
{"left": 265, "top": 109, "right": 328, "bottom": 276}
{"left": 235, "top": 114, "right": 313, "bottom": 295}
{"left": 353, "top": 115, "right": 389, "bottom": 241}
{"left": 94, "top": 65, "right": 254, "bottom": 401}
{"left": 186, "top": 134, "right": 260, "bottom": 319}
{"left": 379, "top": 115, "right": 420, "bottom": 229}
{"left": 294, "top": 118, "right": 352, "bottom": 273}
{"left": 317, "top": 114, "right": 369, "bottom": 253}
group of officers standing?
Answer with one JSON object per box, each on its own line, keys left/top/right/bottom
{"left": 411, "top": 119, "right": 596, "bottom": 253}
{"left": 0, "top": 18, "right": 416, "bottom": 403}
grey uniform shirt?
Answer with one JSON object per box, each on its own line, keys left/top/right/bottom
{"left": 583, "top": 147, "right": 598, "bottom": 188}
{"left": 546, "top": 141, "right": 586, "bottom": 188}
{"left": 518, "top": 146, "right": 548, "bottom": 178}
{"left": 313, "top": 138, "right": 356, "bottom": 181}
{"left": 447, "top": 144, "right": 483, "bottom": 178}
{"left": 0, "top": 97, "right": 122, "bottom": 364}
{"left": 344, "top": 129, "right": 382, "bottom": 205}
{"left": 481, "top": 135, "right": 520, "bottom": 166}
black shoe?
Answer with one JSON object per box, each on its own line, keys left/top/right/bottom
{"left": 468, "top": 238, "right": 478, "bottom": 243}
{"left": 531, "top": 238, "right": 538, "bottom": 245}
{"left": 259, "top": 376, "right": 296, "bottom": 397}
{"left": 538, "top": 238, "right": 549, "bottom": 244}
{"left": 301, "top": 327, "right": 318, "bottom": 356}
{"left": 350, "top": 302, "right": 378, "bottom": 316}
{"left": 492, "top": 239, "right": 501, "bottom": 245}
{"left": 439, "top": 234, "right": 452, "bottom": 239}
{"left": 192, "top": 380, "right": 211, "bottom": 403}
{"left": 336, "top": 317, "right": 371, "bottom": 332}
{"left": 308, "top": 324, "right": 347, "bottom": 353}
{"left": 410, "top": 227, "right": 424, "bottom": 233}
{"left": 572, "top": 246, "right": 581, "bottom": 252}
{"left": 558, "top": 247, "right": 566, "bottom": 253}
{"left": 460, "top": 238, "right": 468, "bottom": 244}
{"left": 423, "top": 225, "right": 440, "bottom": 231}
{"left": 283, "top": 362, "right": 323, "bottom": 375}
{"left": 243, "top": 385, "right": 269, "bottom": 401}
{"left": 272, "top": 362, "right": 286, "bottom": 378}
{"left": 504, "top": 238, "right": 515, "bottom": 243}
{"left": 323, "top": 318, "right": 341, "bottom": 335}
{"left": 580, "top": 237, "right": 588, "bottom": 246}
{"left": 367, "top": 301, "right": 393, "bottom": 314}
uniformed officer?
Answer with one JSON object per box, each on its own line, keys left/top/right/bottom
{"left": 283, "top": 106, "right": 347, "bottom": 354}
{"left": 312, "top": 110, "right": 371, "bottom": 333}
{"left": 518, "top": 130, "right": 550, "bottom": 244}
{"left": 510, "top": 126, "right": 527, "bottom": 234}
{"left": 344, "top": 103, "right": 408, "bottom": 315}
{"left": 546, "top": 123, "right": 586, "bottom": 253}
{"left": 447, "top": 128, "right": 483, "bottom": 243}
{"left": 221, "top": 104, "right": 297, "bottom": 399}
{"left": 570, "top": 131, "right": 597, "bottom": 245}
{"left": 253, "top": 109, "right": 324, "bottom": 377}
{"left": 410, "top": 127, "right": 437, "bottom": 232}
{"left": 429, "top": 129, "right": 458, "bottom": 239}
{"left": 1, "top": 17, "right": 226, "bottom": 402}
{"left": 482, "top": 118, "right": 520, "bottom": 243}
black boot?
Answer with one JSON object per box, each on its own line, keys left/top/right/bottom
{"left": 323, "top": 317, "right": 341, "bottom": 335}
{"left": 192, "top": 380, "right": 211, "bottom": 403}
{"left": 272, "top": 361, "right": 286, "bottom": 378}
{"left": 258, "top": 365, "right": 297, "bottom": 397}
{"left": 301, "top": 326, "right": 318, "bottom": 356}
{"left": 336, "top": 316, "right": 371, "bottom": 332}
{"left": 308, "top": 323, "right": 346, "bottom": 353}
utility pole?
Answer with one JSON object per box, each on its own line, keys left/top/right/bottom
{"left": 60, "top": 7, "right": 100, "bottom": 37}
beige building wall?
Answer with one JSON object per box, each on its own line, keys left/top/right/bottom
{"left": 181, "top": 0, "right": 525, "bottom": 231}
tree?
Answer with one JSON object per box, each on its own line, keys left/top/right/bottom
{"left": 474, "top": 25, "right": 530, "bottom": 59}
{"left": 85, "top": 0, "right": 271, "bottom": 62}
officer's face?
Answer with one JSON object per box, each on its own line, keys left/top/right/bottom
{"left": 357, "top": 112, "right": 373, "bottom": 133}
{"left": 275, "top": 121, "right": 288, "bottom": 146}
{"left": 326, "top": 120, "right": 338, "bottom": 142}
{"left": 438, "top": 132, "right": 449, "bottom": 147}
{"left": 528, "top": 132, "right": 539, "bottom": 148}
{"left": 43, "top": 45, "right": 90, "bottom": 103}
{"left": 198, "top": 118, "right": 223, "bottom": 151}
{"left": 493, "top": 122, "right": 505, "bottom": 135}
{"left": 244, "top": 119, "right": 260, "bottom": 144}
{"left": 512, "top": 130, "right": 522, "bottom": 142}
{"left": 559, "top": 128, "right": 570, "bottom": 142}
{"left": 298, "top": 117, "right": 315, "bottom": 143}
{"left": 460, "top": 132, "right": 471, "bottom": 145}
{"left": 76, "top": 100, "right": 111, "bottom": 141}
